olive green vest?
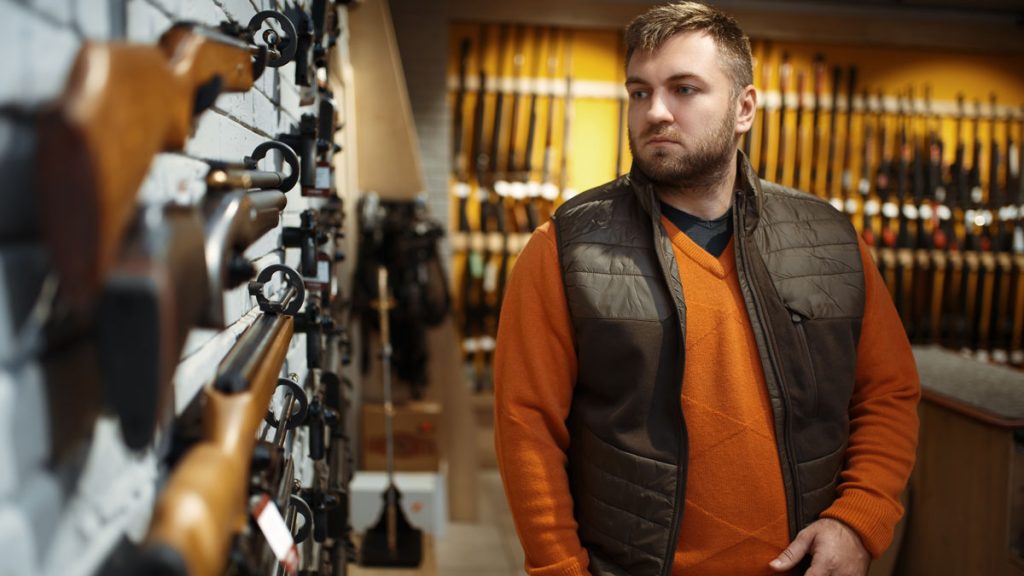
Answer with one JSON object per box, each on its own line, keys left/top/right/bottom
{"left": 552, "top": 153, "right": 865, "bottom": 576}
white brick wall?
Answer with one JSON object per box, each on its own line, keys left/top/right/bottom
{"left": 0, "top": 0, "right": 359, "bottom": 573}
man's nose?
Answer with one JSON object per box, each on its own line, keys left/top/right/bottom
{"left": 646, "top": 91, "right": 673, "bottom": 124}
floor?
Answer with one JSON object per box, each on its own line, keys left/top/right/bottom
{"left": 434, "top": 469, "right": 526, "bottom": 576}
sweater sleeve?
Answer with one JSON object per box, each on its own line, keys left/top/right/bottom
{"left": 820, "top": 238, "right": 921, "bottom": 557}
{"left": 493, "top": 221, "right": 591, "bottom": 576}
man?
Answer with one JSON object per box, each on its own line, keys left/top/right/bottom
{"left": 493, "top": 3, "right": 920, "bottom": 576}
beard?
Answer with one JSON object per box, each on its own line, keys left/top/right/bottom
{"left": 628, "top": 109, "right": 738, "bottom": 190}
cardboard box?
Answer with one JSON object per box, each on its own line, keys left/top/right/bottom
{"left": 361, "top": 401, "right": 441, "bottom": 472}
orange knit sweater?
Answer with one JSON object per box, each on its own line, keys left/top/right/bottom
{"left": 494, "top": 218, "right": 920, "bottom": 576}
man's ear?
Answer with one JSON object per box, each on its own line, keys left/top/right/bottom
{"left": 736, "top": 85, "right": 757, "bottom": 135}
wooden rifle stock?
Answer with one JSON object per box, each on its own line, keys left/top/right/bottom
{"left": 144, "top": 310, "right": 295, "bottom": 576}
{"left": 35, "top": 23, "right": 273, "bottom": 310}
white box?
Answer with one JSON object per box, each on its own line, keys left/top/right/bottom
{"left": 350, "top": 470, "right": 447, "bottom": 539}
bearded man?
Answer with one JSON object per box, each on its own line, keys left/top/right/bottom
{"left": 492, "top": 3, "right": 920, "bottom": 576}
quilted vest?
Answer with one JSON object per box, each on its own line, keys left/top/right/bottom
{"left": 552, "top": 153, "right": 865, "bottom": 576}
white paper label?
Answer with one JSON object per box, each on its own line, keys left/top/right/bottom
{"left": 253, "top": 494, "right": 299, "bottom": 574}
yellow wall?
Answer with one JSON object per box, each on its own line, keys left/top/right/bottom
{"left": 448, "top": 22, "right": 1024, "bottom": 233}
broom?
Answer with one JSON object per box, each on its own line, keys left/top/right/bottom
{"left": 359, "top": 266, "right": 423, "bottom": 567}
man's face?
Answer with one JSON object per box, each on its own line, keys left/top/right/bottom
{"left": 626, "top": 32, "right": 752, "bottom": 187}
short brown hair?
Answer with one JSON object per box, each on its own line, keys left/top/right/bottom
{"left": 625, "top": 2, "right": 753, "bottom": 95}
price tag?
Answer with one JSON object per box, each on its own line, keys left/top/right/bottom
{"left": 302, "top": 163, "right": 334, "bottom": 198}
{"left": 304, "top": 252, "right": 331, "bottom": 290}
{"left": 253, "top": 494, "right": 299, "bottom": 575}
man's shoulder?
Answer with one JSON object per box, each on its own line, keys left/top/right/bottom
{"left": 551, "top": 175, "right": 645, "bottom": 248}
{"left": 554, "top": 175, "right": 634, "bottom": 218}
{"left": 758, "top": 179, "right": 852, "bottom": 226}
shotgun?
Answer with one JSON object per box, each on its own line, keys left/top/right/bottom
{"left": 776, "top": 53, "right": 790, "bottom": 186}
{"left": 133, "top": 264, "right": 304, "bottom": 576}
{"left": 538, "top": 27, "right": 562, "bottom": 223}
{"left": 34, "top": 15, "right": 296, "bottom": 310}
{"left": 1007, "top": 107, "right": 1024, "bottom": 365}
{"left": 99, "top": 181, "right": 288, "bottom": 450}
{"left": 839, "top": 66, "right": 857, "bottom": 214}
{"left": 757, "top": 47, "right": 772, "bottom": 179}
{"left": 559, "top": 31, "right": 576, "bottom": 201}
{"left": 825, "top": 65, "right": 842, "bottom": 209}
{"left": 793, "top": 70, "right": 806, "bottom": 191}
{"left": 859, "top": 90, "right": 876, "bottom": 247}
{"left": 461, "top": 25, "right": 491, "bottom": 387}
{"left": 809, "top": 54, "right": 826, "bottom": 196}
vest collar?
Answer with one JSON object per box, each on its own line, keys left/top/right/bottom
{"left": 627, "top": 149, "right": 764, "bottom": 234}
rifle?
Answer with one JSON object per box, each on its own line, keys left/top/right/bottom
{"left": 793, "top": 70, "right": 806, "bottom": 190}
{"left": 538, "top": 28, "right": 562, "bottom": 223}
{"left": 924, "top": 88, "right": 952, "bottom": 344}
{"left": 450, "top": 36, "right": 473, "bottom": 307}
{"left": 893, "top": 89, "right": 918, "bottom": 332}
{"left": 840, "top": 66, "right": 857, "bottom": 215}
{"left": 824, "top": 65, "right": 843, "bottom": 210}
{"left": 452, "top": 38, "right": 475, "bottom": 188}
{"left": 982, "top": 94, "right": 1007, "bottom": 360}
{"left": 859, "top": 90, "right": 876, "bottom": 247}
{"left": 959, "top": 99, "right": 985, "bottom": 353}
{"left": 942, "top": 94, "right": 969, "bottom": 349}
{"left": 521, "top": 26, "right": 545, "bottom": 231}
{"left": 461, "top": 25, "right": 490, "bottom": 388}
{"left": 810, "top": 54, "right": 826, "bottom": 196}
{"left": 615, "top": 75, "right": 628, "bottom": 179}
{"left": 909, "top": 87, "right": 932, "bottom": 343}
{"left": 1009, "top": 107, "right": 1024, "bottom": 365}
{"left": 127, "top": 264, "right": 304, "bottom": 576}
{"left": 743, "top": 42, "right": 759, "bottom": 157}
{"left": 34, "top": 15, "right": 296, "bottom": 310}
{"left": 776, "top": 53, "right": 790, "bottom": 186}
{"left": 757, "top": 47, "right": 772, "bottom": 179}
{"left": 99, "top": 166, "right": 289, "bottom": 449}
{"left": 488, "top": 25, "right": 512, "bottom": 328}
{"left": 559, "top": 31, "right": 577, "bottom": 201}
{"left": 501, "top": 25, "right": 529, "bottom": 235}
{"left": 875, "top": 90, "right": 898, "bottom": 295}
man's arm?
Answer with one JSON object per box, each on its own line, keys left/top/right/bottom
{"left": 772, "top": 236, "right": 921, "bottom": 575}
{"left": 494, "top": 222, "right": 591, "bottom": 576}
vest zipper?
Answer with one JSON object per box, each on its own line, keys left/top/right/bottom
{"left": 734, "top": 193, "right": 804, "bottom": 540}
{"left": 648, "top": 189, "right": 688, "bottom": 576}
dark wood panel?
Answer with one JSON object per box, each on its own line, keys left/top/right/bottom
{"left": 900, "top": 400, "right": 1023, "bottom": 576}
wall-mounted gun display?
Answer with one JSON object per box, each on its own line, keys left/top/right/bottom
{"left": 33, "top": 14, "right": 298, "bottom": 311}
{"left": 102, "top": 263, "right": 304, "bottom": 576}
{"left": 99, "top": 158, "right": 291, "bottom": 448}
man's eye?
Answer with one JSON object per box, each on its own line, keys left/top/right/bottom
{"left": 629, "top": 90, "right": 649, "bottom": 100}
{"left": 676, "top": 85, "right": 696, "bottom": 95}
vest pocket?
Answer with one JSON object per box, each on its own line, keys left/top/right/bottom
{"left": 790, "top": 311, "right": 819, "bottom": 418}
